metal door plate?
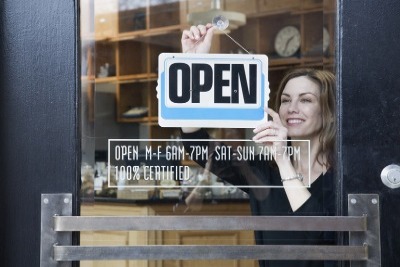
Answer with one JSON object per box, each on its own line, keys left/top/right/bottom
{"left": 348, "top": 194, "right": 381, "bottom": 267}
{"left": 40, "top": 193, "right": 72, "bottom": 267}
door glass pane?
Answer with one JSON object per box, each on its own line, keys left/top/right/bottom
{"left": 80, "top": 0, "right": 338, "bottom": 266}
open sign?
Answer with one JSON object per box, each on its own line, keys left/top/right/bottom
{"left": 158, "top": 53, "right": 269, "bottom": 128}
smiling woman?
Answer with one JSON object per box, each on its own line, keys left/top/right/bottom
{"left": 280, "top": 77, "right": 323, "bottom": 139}
{"left": 274, "top": 68, "right": 336, "bottom": 170}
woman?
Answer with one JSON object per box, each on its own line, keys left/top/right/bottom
{"left": 180, "top": 24, "right": 337, "bottom": 267}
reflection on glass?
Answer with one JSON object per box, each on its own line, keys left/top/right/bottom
{"left": 80, "top": 0, "right": 96, "bottom": 202}
{"left": 80, "top": 0, "right": 337, "bottom": 266}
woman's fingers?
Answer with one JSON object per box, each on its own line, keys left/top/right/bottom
{"left": 182, "top": 24, "right": 212, "bottom": 40}
{"left": 253, "top": 121, "right": 278, "bottom": 133}
{"left": 252, "top": 108, "right": 287, "bottom": 143}
{"left": 267, "top": 108, "right": 283, "bottom": 126}
{"left": 253, "top": 123, "right": 282, "bottom": 140}
{"left": 253, "top": 127, "right": 286, "bottom": 143}
{"left": 182, "top": 26, "right": 201, "bottom": 41}
{"left": 197, "top": 24, "right": 207, "bottom": 35}
{"left": 190, "top": 25, "right": 202, "bottom": 39}
{"left": 252, "top": 131, "right": 277, "bottom": 143}
{"left": 182, "top": 29, "right": 195, "bottom": 41}
{"left": 202, "top": 23, "right": 215, "bottom": 41}
{"left": 253, "top": 108, "right": 281, "bottom": 135}
{"left": 182, "top": 24, "right": 215, "bottom": 53}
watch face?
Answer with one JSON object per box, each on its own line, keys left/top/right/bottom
{"left": 274, "top": 26, "right": 301, "bottom": 57}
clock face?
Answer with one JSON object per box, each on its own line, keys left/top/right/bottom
{"left": 274, "top": 26, "right": 301, "bottom": 57}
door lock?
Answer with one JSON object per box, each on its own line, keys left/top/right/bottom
{"left": 381, "top": 164, "right": 400, "bottom": 188}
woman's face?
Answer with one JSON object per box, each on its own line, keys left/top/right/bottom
{"left": 279, "top": 76, "right": 322, "bottom": 140}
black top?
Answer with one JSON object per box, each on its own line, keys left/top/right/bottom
{"left": 181, "top": 129, "right": 337, "bottom": 267}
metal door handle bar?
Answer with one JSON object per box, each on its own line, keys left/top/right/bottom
{"left": 41, "top": 193, "right": 380, "bottom": 266}
{"left": 54, "top": 215, "right": 367, "bottom": 232}
{"left": 53, "top": 245, "right": 367, "bottom": 261}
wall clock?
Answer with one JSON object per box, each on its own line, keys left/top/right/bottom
{"left": 274, "top": 26, "right": 301, "bottom": 57}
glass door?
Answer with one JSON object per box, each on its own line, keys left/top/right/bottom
{"left": 79, "top": 1, "right": 339, "bottom": 266}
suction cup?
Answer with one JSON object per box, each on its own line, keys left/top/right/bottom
{"left": 212, "top": 15, "right": 229, "bottom": 30}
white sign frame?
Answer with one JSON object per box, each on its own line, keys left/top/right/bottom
{"left": 158, "top": 53, "right": 269, "bottom": 128}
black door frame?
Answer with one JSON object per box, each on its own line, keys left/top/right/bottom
{"left": 337, "top": 1, "right": 400, "bottom": 266}
{"left": 0, "top": 0, "right": 80, "bottom": 266}
{"left": 1, "top": 0, "right": 400, "bottom": 266}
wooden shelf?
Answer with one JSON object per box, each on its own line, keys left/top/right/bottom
{"left": 94, "top": 77, "right": 117, "bottom": 84}
{"left": 118, "top": 73, "right": 156, "bottom": 83}
{"left": 269, "top": 57, "right": 302, "bottom": 67}
{"left": 118, "top": 115, "right": 159, "bottom": 124}
{"left": 118, "top": 117, "right": 151, "bottom": 123}
{"left": 111, "top": 25, "right": 183, "bottom": 42}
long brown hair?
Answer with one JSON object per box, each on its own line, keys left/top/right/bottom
{"left": 274, "top": 68, "right": 336, "bottom": 168}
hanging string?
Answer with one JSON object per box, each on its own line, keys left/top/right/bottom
{"left": 213, "top": 15, "right": 251, "bottom": 54}
{"left": 222, "top": 31, "right": 251, "bottom": 54}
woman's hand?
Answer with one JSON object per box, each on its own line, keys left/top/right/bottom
{"left": 181, "top": 24, "right": 215, "bottom": 53}
{"left": 252, "top": 108, "right": 289, "bottom": 163}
